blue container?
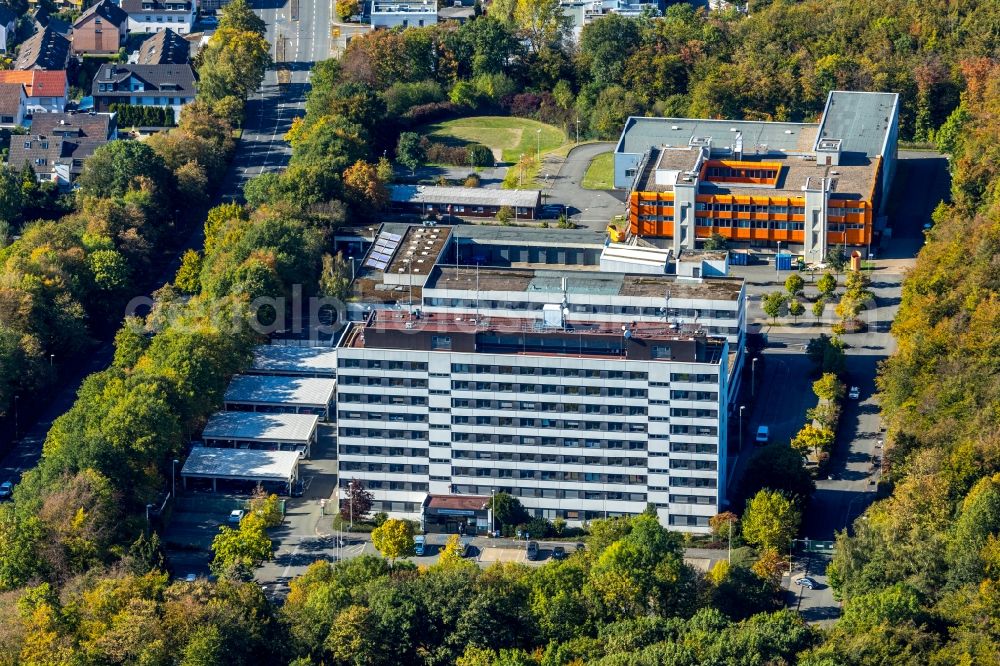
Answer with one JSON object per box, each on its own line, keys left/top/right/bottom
{"left": 730, "top": 250, "right": 749, "bottom": 266}
{"left": 776, "top": 253, "right": 793, "bottom": 271}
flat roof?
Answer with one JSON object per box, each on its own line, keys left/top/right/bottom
{"left": 202, "top": 411, "right": 319, "bottom": 443}
{"left": 425, "top": 494, "right": 490, "bottom": 511}
{"left": 425, "top": 266, "right": 744, "bottom": 300}
{"left": 224, "top": 375, "right": 336, "bottom": 407}
{"left": 816, "top": 91, "right": 898, "bottom": 157}
{"left": 601, "top": 243, "right": 671, "bottom": 268}
{"left": 181, "top": 447, "right": 299, "bottom": 482}
{"left": 251, "top": 345, "right": 337, "bottom": 375}
{"left": 391, "top": 185, "right": 541, "bottom": 209}
{"left": 451, "top": 225, "right": 607, "bottom": 248}
{"left": 618, "top": 116, "right": 818, "bottom": 156}
{"left": 638, "top": 147, "right": 877, "bottom": 200}
{"left": 385, "top": 225, "right": 452, "bottom": 279}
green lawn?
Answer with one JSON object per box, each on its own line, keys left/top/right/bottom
{"left": 424, "top": 116, "right": 566, "bottom": 164}
{"left": 581, "top": 151, "right": 615, "bottom": 190}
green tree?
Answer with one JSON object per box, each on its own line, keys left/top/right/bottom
{"left": 816, "top": 272, "right": 837, "bottom": 298}
{"left": 198, "top": 28, "right": 272, "bottom": 102}
{"left": 218, "top": 0, "right": 266, "bottom": 35}
{"left": 495, "top": 206, "right": 513, "bottom": 225}
{"left": 703, "top": 233, "right": 728, "bottom": 251}
{"left": 249, "top": 487, "right": 283, "bottom": 528}
{"left": 88, "top": 248, "right": 131, "bottom": 293}
{"left": 788, "top": 298, "right": 805, "bottom": 323}
{"left": 784, "top": 273, "right": 804, "bottom": 296}
{"left": 335, "top": 0, "right": 359, "bottom": 19}
{"left": 370, "top": 518, "right": 415, "bottom": 563}
{"left": 488, "top": 492, "right": 527, "bottom": 533}
{"left": 210, "top": 513, "right": 272, "bottom": 579}
{"left": 741, "top": 490, "right": 801, "bottom": 552}
{"left": 112, "top": 316, "right": 150, "bottom": 370}
{"left": 811, "top": 298, "right": 826, "bottom": 323}
{"left": 739, "top": 445, "right": 815, "bottom": 508}
{"left": 396, "top": 132, "right": 425, "bottom": 174}
{"left": 0, "top": 164, "right": 25, "bottom": 226}
{"left": 175, "top": 250, "right": 203, "bottom": 294}
{"left": 813, "top": 372, "right": 845, "bottom": 401}
{"left": 791, "top": 423, "right": 835, "bottom": 458}
{"left": 806, "top": 334, "right": 845, "bottom": 375}
{"left": 825, "top": 246, "right": 847, "bottom": 272}
{"left": 77, "top": 141, "right": 172, "bottom": 200}
{"left": 761, "top": 292, "right": 787, "bottom": 323}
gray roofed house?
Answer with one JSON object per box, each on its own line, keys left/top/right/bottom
{"left": 8, "top": 133, "right": 109, "bottom": 187}
{"left": 93, "top": 63, "right": 197, "bottom": 116}
{"left": 131, "top": 28, "right": 191, "bottom": 65}
{"left": 0, "top": 83, "right": 26, "bottom": 128}
{"left": 14, "top": 27, "right": 71, "bottom": 70}
{"left": 30, "top": 111, "right": 118, "bottom": 141}
{"left": 30, "top": 8, "right": 72, "bottom": 39}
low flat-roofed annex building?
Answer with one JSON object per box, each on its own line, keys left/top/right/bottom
{"left": 223, "top": 375, "right": 336, "bottom": 421}
{"left": 616, "top": 90, "right": 900, "bottom": 263}
{"left": 250, "top": 344, "right": 337, "bottom": 377}
{"left": 422, "top": 494, "right": 490, "bottom": 534}
{"left": 180, "top": 447, "right": 300, "bottom": 495}
{"left": 201, "top": 411, "right": 319, "bottom": 458}
{"left": 390, "top": 185, "right": 541, "bottom": 220}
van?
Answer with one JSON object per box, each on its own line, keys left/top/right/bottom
{"left": 755, "top": 425, "right": 770, "bottom": 444}
{"left": 414, "top": 535, "right": 426, "bottom": 556}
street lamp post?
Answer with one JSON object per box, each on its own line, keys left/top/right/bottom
{"left": 751, "top": 357, "right": 758, "bottom": 398}
{"left": 536, "top": 128, "right": 541, "bottom": 161}
{"left": 739, "top": 405, "right": 745, "bottom": 452}
{"left": 146, "top": 504, "right": 153, "bottom": 531}
{"left": 575, "top": 118, "right": 580, "bottom": 145}
{"left": 348, "top": 256, "right": 355, "bottom": 281}
{"left": 172, "top": 459, "right": 179, "bottom": 499}
{"left": 519, "top": 152, "right": 524, "bottom": 187}
{"left": 776, "top": 241, "right": 781, "bottom": 275}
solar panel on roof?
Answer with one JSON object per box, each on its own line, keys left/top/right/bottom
{"left": 384, "top": 233, "right": 401, "bottom": 241}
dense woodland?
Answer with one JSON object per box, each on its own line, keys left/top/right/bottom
{"left": 0, "top": 0, "right": 997, "bottom": 663}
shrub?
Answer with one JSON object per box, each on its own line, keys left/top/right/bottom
{"left": 467, "top": 143, "right": 495, "bottom": 167}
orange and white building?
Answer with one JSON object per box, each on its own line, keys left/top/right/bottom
{"left": 615, "top": 91, "right": 899, "bottom": 263}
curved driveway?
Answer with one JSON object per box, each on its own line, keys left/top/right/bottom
{"left": 546, "top": 142, "right": 627, "bottom": 229}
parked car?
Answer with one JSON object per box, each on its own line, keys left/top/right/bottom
{"left": 848, "top": 386, "right": 860, "bottom": 399}
{"left": 552, "top": 545, "right": 566, "bottom": 560}
{"left": 228, "top": 509, "right": 245, "bottom": 525}
{"left": 460, "top": 536, "right": 474, "bottom": 557}
{"left": 526, "top": 540, "right": 540, "bottom": 561}
{"left": 0, "top": 481, "right": 13, "bottom": 500}
{"left": 795, "top": 576, "right": 818, "bottom": 589}
{"left": 575, "top": 542, "right": 586, "bottom": 552}
{"left": 755, "top": 425, "right": 770, "bottom": 444}
{"left": 183, "top": 573, "right": 197, "bottom": 583}
{"left": 414, "top": 535, "right": 426, "bottom": 556}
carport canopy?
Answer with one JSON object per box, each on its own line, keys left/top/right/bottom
{"left": 180, "top": 447, "right": 300, "bottom": 490}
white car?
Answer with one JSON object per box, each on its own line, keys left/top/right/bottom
{"left": 228, "top": 509, "right": 245, "bottom": 525}
{"left": 848, "top": 386, "right": 860, "bottom": 399}
{"left": 755, "top": 425, "right": 770, "bottom": 444}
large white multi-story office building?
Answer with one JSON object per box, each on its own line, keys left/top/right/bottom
{"left": 334, "top": 262, "right": 746, "bottom": 533}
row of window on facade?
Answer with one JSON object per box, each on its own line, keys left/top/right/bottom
{"left": 422, "top": 299, "right": 738, "bottom": 319}
{"left": 341, "top": 440, "right": 718, "bottom": 458}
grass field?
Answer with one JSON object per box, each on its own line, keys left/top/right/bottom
{"left": 581, "top": 152, "right": 614, "bottom": 190}
{"left": 424, "top": 116, "right": 566, "bottom": 164}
